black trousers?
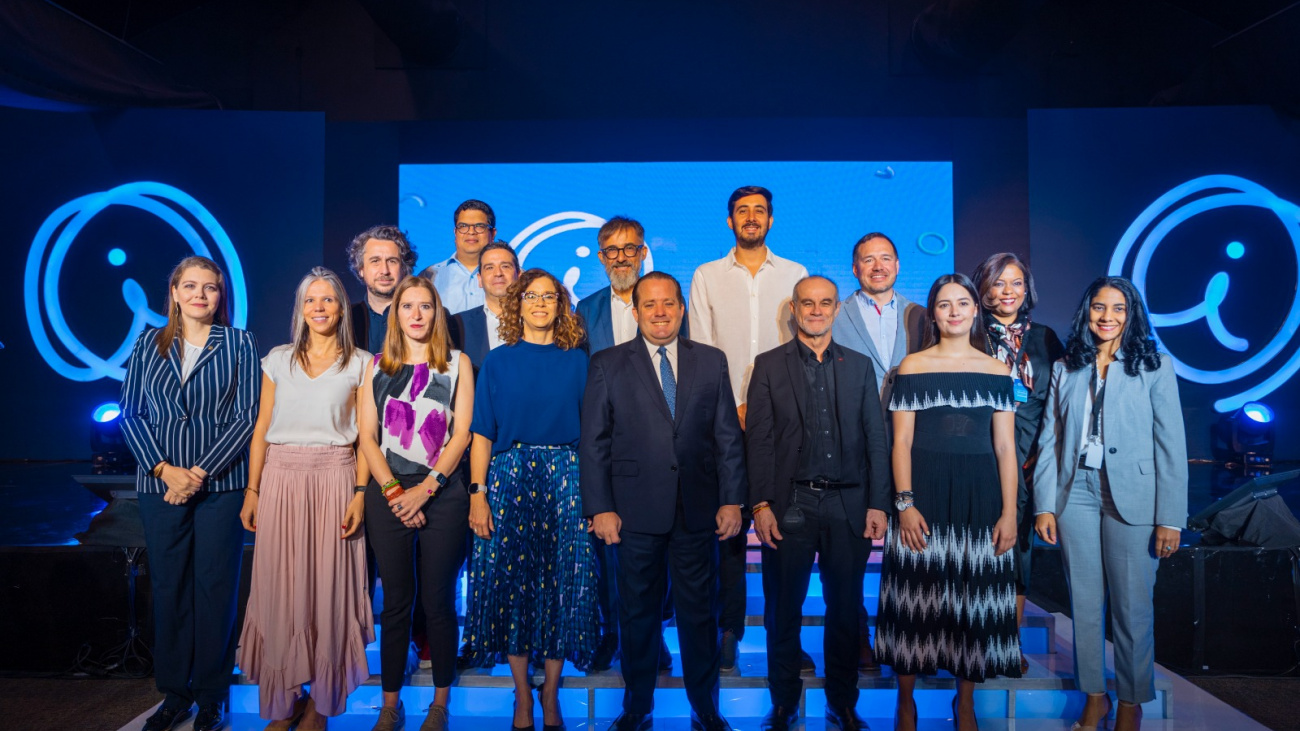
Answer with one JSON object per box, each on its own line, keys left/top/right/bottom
{"left": 365, "top": 473, "right": 468, "bottom": 690}
{"left": 717, "top": 512, "right": 752, "bottom": 638}
{"left": 138, "top": 490, "right": 245, "bottom": 708}
{"left": 761, "top": 486, "right": 869, "bottom": 709}
{"left": 614, "top": 502, "right": 720, "bottom": 717}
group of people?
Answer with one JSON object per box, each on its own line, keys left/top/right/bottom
{"left": 118, "top": 186, "right": 1187, "bottom": 731}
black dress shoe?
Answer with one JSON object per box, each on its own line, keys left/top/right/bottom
{"left": 760, "top": 705, "right": 799, "bottom": 730}
{"left": 455, "top": 640, "right": 477, "bottom": 670}
{"left": 609, "top": 711, "right": 652, "bottom": 731}
{"left": 590, "top": 632, "right": 619, "bottom": 671}
{"left": 690, "top": 711, "right": 734, "bottom": 731}
{"left": 193, "top": 703, "right": 226, "bottom": 731}
{"left": 142, "top": 704, "right": 193, "bottom": 731}
{"left": 826, "top": 705, "right": 869, "bottom": 730}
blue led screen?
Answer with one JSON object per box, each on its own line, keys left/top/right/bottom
{"left": 399, "top": 161, "right": 954, "bottom": 305}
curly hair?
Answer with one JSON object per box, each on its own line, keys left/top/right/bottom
{"left": 497, "top": 269, "right": 585, "bottom": 350}
{"left": 1063, "top": 276, "right": 1161, "bottom": 377}
{"left": 346, "top": 225, "right": 418, "bottom": 283}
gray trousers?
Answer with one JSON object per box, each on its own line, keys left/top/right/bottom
{"left": 1058, "top": 467, "right": 1159, "bottom": 704}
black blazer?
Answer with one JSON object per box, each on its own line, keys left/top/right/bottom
{"left": 980, "top": 322, "right": 1065, "bottom": 466}
{"left": 580, "top": 336, "right": 747, "bottom": 535}
{"left": 744, "top": 340, "right": 892, "bottom": 534}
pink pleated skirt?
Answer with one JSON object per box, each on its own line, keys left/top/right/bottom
{"left": 237, "top": 445, "right": 375, "bottom": 719}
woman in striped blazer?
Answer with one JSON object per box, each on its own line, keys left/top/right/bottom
{"left": 120, "top": 255, "right": 261, "bottom": 731}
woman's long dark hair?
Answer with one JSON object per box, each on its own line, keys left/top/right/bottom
{"left": 921, "top": 272, "right": 984, "bottom": 350}
{"left": 1063, "top": 276, "right": 1161, "bottom": 377}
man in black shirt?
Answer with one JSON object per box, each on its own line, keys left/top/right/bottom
{"left": 745, "top": 276, "right": 892, "bottom": 731}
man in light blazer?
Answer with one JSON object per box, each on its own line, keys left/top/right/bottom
{"left": 833, "top": 232, "right": 927, "bottom": 395}
{"left": 745, "top": 276, "right": 891, "bottom": 731}
{"left": 581, "top": 271, "right": 746, "bottom": 731}
{"left": 829, "top": 231, "right": 926, "bottom": 670}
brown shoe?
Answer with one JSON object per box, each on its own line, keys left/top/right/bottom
{"left": 420, "top": 704, "right": 450, "bottom": 731}
{"left": 371, "top": 701, "right": 405, "bottom": 731}
{"left": 299, "top": 697, "right": 328, "bottom": 731}
{"left": 265, "top": 695, "right": 310, "bottom": 730}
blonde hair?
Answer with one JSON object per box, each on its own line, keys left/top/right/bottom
{"left": 289, "top": 267, "right": 356, "bottom": 373}
{"left": 154, "top": 256, "right": 230, "bottom": 358}
{"left": 378, "top": 276, "right": 451, "bottom": 374}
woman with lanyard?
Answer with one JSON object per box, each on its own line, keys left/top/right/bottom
{"left": 358, "top": 275, "right": 474, "bottom": 731}
{"left": 463, "top": 268, "right": 598, "bottom": 731}
{"left": 972, "top": 253, "right": 1064, "bottom": 674}
{"left": 119, "top": 256, "right": 260, "bottom": 731}
{"left": 1033, "top": 276, "right": 1187, "bottom": 731}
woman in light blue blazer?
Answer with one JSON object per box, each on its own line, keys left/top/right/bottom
{"left": 120, "top": 255, "right": 260, "bottom": 731}
{"left": 1032, "top": 276, "right": 1187, "bottom": 731}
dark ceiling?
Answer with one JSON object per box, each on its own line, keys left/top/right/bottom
{"left": 3, "top": 0, "right": 1297, "bottom": 119}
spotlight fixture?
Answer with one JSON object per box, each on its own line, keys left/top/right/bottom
{"left": 90, "top": 401, "right": 136, "bottom": 475}
{"left": 1231, "top": 401, "right": 1275, "bottom": 477}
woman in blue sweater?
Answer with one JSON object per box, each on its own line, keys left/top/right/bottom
{"left": 464, "top": 268, "right": 598, "bottom": 731}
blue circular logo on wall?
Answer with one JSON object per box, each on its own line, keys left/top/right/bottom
{"left": 1109, "top": 175, "right": 1300, "bottom": 412}
{"left": 24, "top": 182, "right": 248, "bottom": 382}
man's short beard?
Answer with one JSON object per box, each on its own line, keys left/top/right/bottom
{"left": 863, "top": 280, "right": 895, "bottom": 296}
{"left": 736, "top": 231, "right": 767, "bottom": 249}
{"left": 367, "top": 281, "right": 397, "bottom": 300}
{"left": 797, "top": 323, "right": 833, "bottom": 338}
{"left": 607, "top": 267, "right": 639, "bottom": 293}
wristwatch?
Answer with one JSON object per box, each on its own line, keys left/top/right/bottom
{"left": 469, "top": 482, "right": 487, "bottom": 495}
{"left": 432, "top": 471, "right": 448, "bottom": 489}
{"left": 894, "top": 496, "right": 914, "bottom": 513}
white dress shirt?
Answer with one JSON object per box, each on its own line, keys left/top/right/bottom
{"left": 485, "top": 305, "right": 504, "bottom": 351}
{"left": 855, "top": 290, "right": 899, "bottom": 372}
{"left": 611, "top": 290, "right": 638, "bottom": 346}
{"left": 688, "top": 247, "right": 808, "bottom": 404}
{"left": 423, "top": 255, "right": 484, "bottom": 315}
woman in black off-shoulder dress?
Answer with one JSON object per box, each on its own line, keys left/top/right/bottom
{"left": 876, "top": 274, "right": 1022, "bottom": 731}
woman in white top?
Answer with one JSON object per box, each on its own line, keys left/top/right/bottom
{"left": 238, "top": 267, "right": 376, "bottom": 730}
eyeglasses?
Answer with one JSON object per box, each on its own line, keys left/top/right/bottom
{"left": 521, "top": 292, "right": 559, "bottom": 304}
{"left": 455, "top": 222, "right": 493, "bottom": 234}
{"left": 598, "top": 243, "right": 645, "bottom": 258}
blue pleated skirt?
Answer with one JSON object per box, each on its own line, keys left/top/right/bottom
{"left": 464, "top": 443, "right": 599, "bottom": 669}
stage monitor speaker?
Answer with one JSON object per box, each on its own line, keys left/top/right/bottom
{"left": 1190, "top": 470, "right": 1300, "bottom": 549}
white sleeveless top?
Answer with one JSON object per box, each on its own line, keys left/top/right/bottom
{"left": 263, "top": 345, "right": 370, "bottom": 447}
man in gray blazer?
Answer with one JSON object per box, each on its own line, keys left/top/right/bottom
{"left": 829, "top": 231, "right": 926, "bottom": 669}
{"left": 833, "top": 232, "right": 927, "bottom": 395}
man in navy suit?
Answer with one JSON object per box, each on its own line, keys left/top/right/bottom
{"left": 831, "top": 231, "right": 926, "bottom": 671}
{"left": 448, "top": 240, "right": 519, "bottom": 372}
{"left": 581, "top": 272, "right": 746, "bottom": 731}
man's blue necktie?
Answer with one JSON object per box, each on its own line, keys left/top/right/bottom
{"left": 658, "top": 345, "right": 676, "bottom": 419}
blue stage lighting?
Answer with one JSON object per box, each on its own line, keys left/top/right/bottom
{"left": 1243, "top": 402, "right": 1274, "bottom": 424}
{"left": 93, "top": 402, "right": 121, "bottom": 423}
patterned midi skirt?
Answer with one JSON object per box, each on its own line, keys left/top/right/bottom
{"left": 464, "top": 443, "right": 600, "bottom": 669}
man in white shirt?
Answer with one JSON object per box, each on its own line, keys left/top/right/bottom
{"left": 421, "top": 199, "right": 496, "bottom": 314}
{"left": 688, "top": 185, "right": 808, "bottom": 674}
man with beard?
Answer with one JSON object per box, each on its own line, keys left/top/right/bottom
{"left": 831, "top": 231, "right": 927, "bottom": 672}
{"left": 449, "top": 240, "right": 520, "bottom": 371}
{"left": 688, "top": 186, "right": 808, "bottom": 675}
{"left": 576, "top": 216, "right": 680, "bottom": 672}
{"left": 346, "top": 224, "right": 419, "bottom": 353}
{"left": 745, "top": 276, "right": 891, "bottom": 731}
{"left": 421, "top": 199, "right": 497, "bottom": 314}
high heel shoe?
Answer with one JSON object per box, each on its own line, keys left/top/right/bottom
{"left": 1114, "top": 700, "right": 1142, "bottom": 731}
{"left": 1070, "top": 694, "right": 1113, "bottom": 731}
{"left": 511, "top": 691, "right": 534, "bottom": 731}
{"left": 538, "top": 681, "right": 564, "bottom": 731}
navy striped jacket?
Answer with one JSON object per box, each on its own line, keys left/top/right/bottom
{"left": 120, "top": 325, "right": 261, "bottom": 494}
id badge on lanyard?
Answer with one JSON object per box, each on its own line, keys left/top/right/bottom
{"left": 1012, "top": 378, "right": 1029, "bottom": 403}
{"left": 1085, "top": 365, "right": 1106, "bottom": 469}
